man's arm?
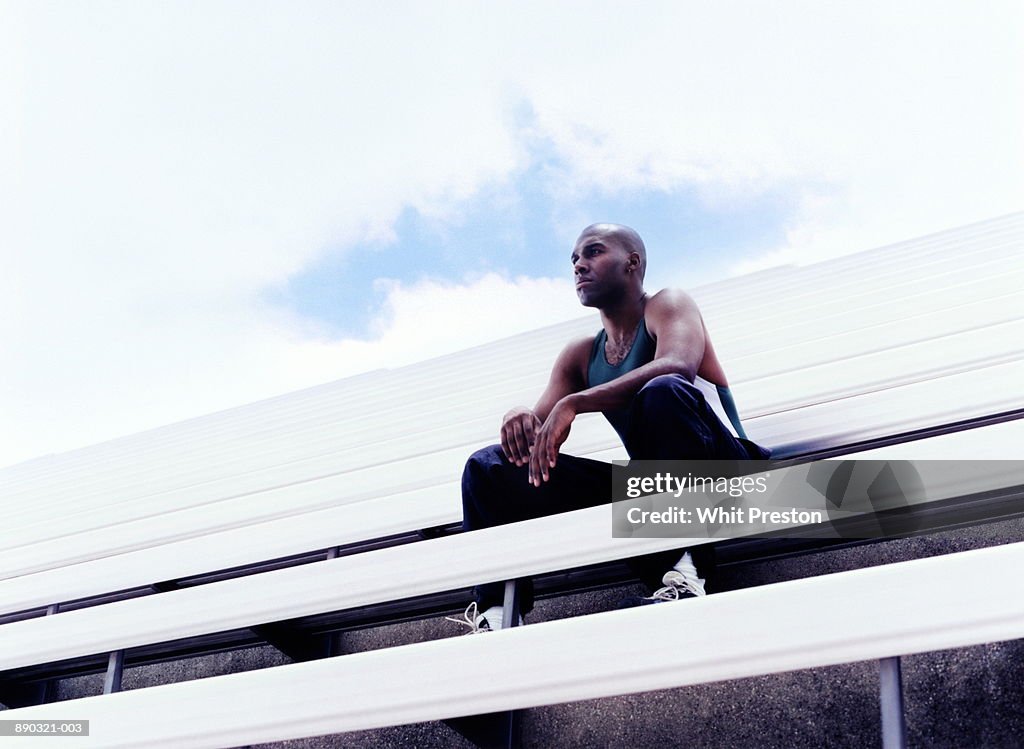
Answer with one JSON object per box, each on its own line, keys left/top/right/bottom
{"left": 529, "top": 289, "right": 706, "bottom": 485}
{"left": 500, "top": 336, "right": 591, "bottom": 467}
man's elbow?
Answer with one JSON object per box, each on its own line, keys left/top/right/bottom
{"left": 660, "top": 356, "right": 698, "bottom": 382}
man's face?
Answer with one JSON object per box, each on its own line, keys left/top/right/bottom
{"left": 571, "top": 230, "right": 633, "bottom": 307}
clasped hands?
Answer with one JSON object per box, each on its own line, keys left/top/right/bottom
{"left": 500, "top": 399, "right": 577, "bottom": 487}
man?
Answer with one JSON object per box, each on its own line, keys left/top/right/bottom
{"left": 451, "top": 223, "right": 770, "bottom": 633}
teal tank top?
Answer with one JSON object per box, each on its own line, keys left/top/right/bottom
{"left": 586, "top": 319, "right": 750, "bottom": 442}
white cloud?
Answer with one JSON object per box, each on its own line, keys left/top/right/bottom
{"left": 1, "top": 1, "right": 1021, "bottom": 466}
{"left": 288, "top": 273, "right": 585, "bottom": 377}
{"left": 516, "top": 3, "right": 1023, "bottom": 267}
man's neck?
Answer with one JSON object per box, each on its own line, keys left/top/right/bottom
{"left": 599, "top": 289, "right": 648, "bottom": 344}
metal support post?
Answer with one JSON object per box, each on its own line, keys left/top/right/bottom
{"left": 444, "top": 580, "right": 522, "bottom": 748}
{"left": 41, "top": 604, "right": 60, "bottom": 703}
{"left": 502, "top": 579, "right": 522, "bottom": 629}
{"left": 879, "top": 656, "right": 907, "bottom": 749}
{"left": 326, "top": 546, "right": 343, "bottom": 657}
{"left": 103, "top": 650, "right": 125, "bottom": 695}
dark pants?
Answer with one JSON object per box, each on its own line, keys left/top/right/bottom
{"left": 461, "top": 374, "right": 770, "bottom": 612}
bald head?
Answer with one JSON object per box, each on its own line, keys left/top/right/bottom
{"left": 577, "top": 223, "right": 647, "bottom": 280}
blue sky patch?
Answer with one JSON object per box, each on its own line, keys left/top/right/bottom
{"left": 268, "top": 153, "right": 798, "bottom": 338}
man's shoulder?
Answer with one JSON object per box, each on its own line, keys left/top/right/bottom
{"left": 647, "top": 287, "right": 699, "bottom": 312}
{"left": 562, "top": 333, "right": 597, "bottom": 358}
{"left": 644, "top": 288, "right": 703, "bottom": 335}
{"left": 544, "top": 334, "right": 595, "bottom": 386}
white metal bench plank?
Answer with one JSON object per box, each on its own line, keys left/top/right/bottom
{"left": 3, "top": 542, "right": 1023, "bottom": 749}
{"left": 3, "top": 416, "right": 1022, "bottom": 616}
{"left": 697, "top": 218, "right": 1019, "bottom": 315}
{"left": 2, "top": 456, "right": 1021, "bottom": 671}
{"left": 739, "top": 318, "right": 1023, "bottom": 416}
{"left": 746, "top": 359, "right": 1024, "bottom": 453}
{"left": 0, "top": 424, "right": 622, "bottom": 578}
{"left": 726, "top": 287, "right": 1023, "bottom": 380}
{"left": 9, "top": 275, "right": 1018, "bottom": 527}
{"left": 7, "top": 259, "right": 1018, "bottom": 514}
{"left": 718, "top": 265, "right": 1024, "bottom": 358}
{"left": 3, "top": 357, "right": 1021, "bottom": 579}
{"left": 5, "top": 310, "right": 1019, "bottom": 543}
{"left": 708, "top": 247, "right": 1019, "bottom": 330}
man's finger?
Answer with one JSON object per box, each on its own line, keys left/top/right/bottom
{"left": 526, "top": 429, "right": 537, "bottom": 484}
{"left": 511, "top": 421, "right": 529, "bottom": 465}
{"left": 524, "top": 416, "right": 537, "bottom": 447}
{"left": 505, "top": 423, "right": 515, "bottom": 463}
{"left": 536, "top": 432, "right": 548, "bottom": 484}
{"left": 530, "top": 436, "right": 540, "bottom": 486}
{"left": 530, "top": 432, "right": 545, "bottom": 486}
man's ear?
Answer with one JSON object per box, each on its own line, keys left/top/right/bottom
{"left": 627, "top": 253, "right": 641, "bottom": 272}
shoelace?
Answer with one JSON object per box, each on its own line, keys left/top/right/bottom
{"left": 647, "top": 584, "right": 683, "bottom": 601}
{"left": 445, "top": 602, "right": 490, "bottom": 634}
{"left": 644, "top": 569, "right": 707, "bottom": 601}
{"left": 666, "top": 569, "right": 706, "bottom": 597}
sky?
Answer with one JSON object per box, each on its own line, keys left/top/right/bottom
{"left": 1, "top": 1, "right": 1022, "bottom": 468}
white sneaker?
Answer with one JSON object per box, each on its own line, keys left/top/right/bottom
{"left": 617, "top": 560, "right": 708, "bottom": 608}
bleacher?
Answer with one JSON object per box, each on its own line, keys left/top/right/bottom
{"left": 0, "top": 212, "right": 1022, "bottom": 748}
